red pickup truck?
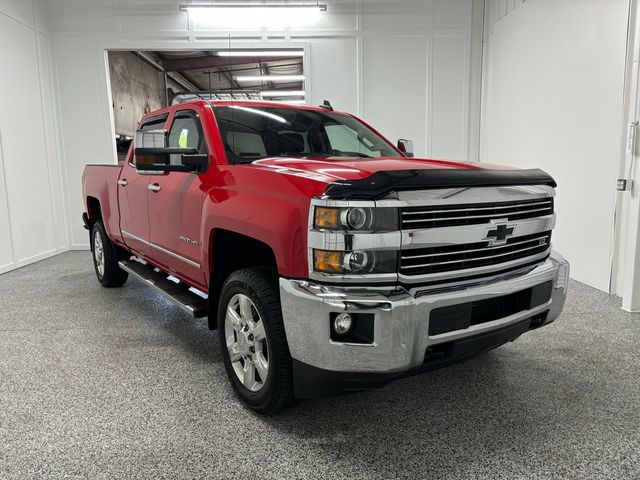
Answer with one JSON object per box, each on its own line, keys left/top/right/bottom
{"left": 82, "top": 99, "right": 569, "bottom": 414}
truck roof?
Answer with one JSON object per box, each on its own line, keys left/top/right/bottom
{"left": 209, "top": 99, "right": 341, "bottom": 112}
{"left": 151, "top": 99, "right": 347, "bottom": 116}
{"left": 138, "top": 99, "right": 352, "bottom": 130}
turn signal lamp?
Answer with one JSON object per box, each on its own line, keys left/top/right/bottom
{"left": 313, "top": 250, "right": 343, "bottom": 274}
{"left": 314, "top": 207, "right": 340, "bottom": 229}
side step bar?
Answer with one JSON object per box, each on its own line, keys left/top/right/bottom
{"left": 119, "top": 259, "right": 208, "bottom": 318}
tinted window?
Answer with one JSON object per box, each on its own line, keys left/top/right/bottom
{"left": 167, "top": 111, "right": 206, "bottom": 166}
{"left": 132, "top": 114, "right": 167, "bottom": 166}
{"left": 140, "top": 114, "right": 167, "bottom": 131}
{"left": 325, "top": 124, "right": 381, "bottom": 157}
{"left": 213, "top": 106, "right": 400, "bottom": 164}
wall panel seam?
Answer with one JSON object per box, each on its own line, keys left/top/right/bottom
{"left": 0, "top": 127, "right": 16, "bottom": 266}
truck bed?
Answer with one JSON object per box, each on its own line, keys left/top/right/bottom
{"left": 82, "top": 164, "right": 124, "bottom": 245}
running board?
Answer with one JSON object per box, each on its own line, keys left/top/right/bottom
{"left": 119, "top": 259, "right": 208, "bottom": 318}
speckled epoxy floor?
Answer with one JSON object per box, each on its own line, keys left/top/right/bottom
{"left": 1, "top": 252, "right": 639, "bottom": 479}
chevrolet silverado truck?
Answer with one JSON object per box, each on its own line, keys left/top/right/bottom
{"left": 82, "top": 99, "right": 569, "bottom": 414}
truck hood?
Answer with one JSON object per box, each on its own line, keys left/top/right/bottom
{"left": 250, "top": 156, "right": 506, "bottom": 183}
{"left": 245, "top": 156, "right": 556, "bottom": 200}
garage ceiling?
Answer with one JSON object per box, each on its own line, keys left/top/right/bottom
{"left": 146, "top": 50, "right": 304, "bottom": 102}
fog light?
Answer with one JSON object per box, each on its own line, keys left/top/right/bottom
{"left": 333, "top": 313, "right": 353, "bottom": 335}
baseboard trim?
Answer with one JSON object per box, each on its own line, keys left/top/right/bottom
{"left": 0, "top": 246, "right": 70, "bottom": 275}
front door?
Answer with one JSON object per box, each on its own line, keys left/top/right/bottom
{"left": 147, "top": 108, "right": 208, "bottom": 288}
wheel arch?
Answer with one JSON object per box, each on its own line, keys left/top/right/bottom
{"left": 207, "top": 228, "right": 278, "bottom": 330}
{"left": 86, "top": 196, "right": 103, "bottom": 224}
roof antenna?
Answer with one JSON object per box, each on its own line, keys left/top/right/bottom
{"left": 319, "top": 99, "right": 333, "bottom": 111}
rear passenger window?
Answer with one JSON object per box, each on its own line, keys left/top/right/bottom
{"left": 132, "top": 114, "right": 168, "bottom": 167}
{"left": 168, "top": 111, "right": 207, "bottom": 166}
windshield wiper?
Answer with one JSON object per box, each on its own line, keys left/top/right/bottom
{"left": 277, "top": 153, "right": 307, "bottom": 158}
{"left": 330, "top": 150, "right": 373, "bottom": 158}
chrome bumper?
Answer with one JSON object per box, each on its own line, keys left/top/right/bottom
{"left": 280, "top": 250, "right": 569, "bottom": 373}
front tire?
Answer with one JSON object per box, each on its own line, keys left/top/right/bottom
{"left": 218, "top": 268, "right": 293, "bottom": 414}
{"left": 91, "top": 220, "right": 128, "bottom": 288}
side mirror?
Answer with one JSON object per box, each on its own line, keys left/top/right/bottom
{"left": 181, "top": 153, "right": 208, "bottom": 172}
{"left": 134, "top": 148, "right": 208, "bottom": 173}
{"left": 133, "top": 129, "right": 208, "bottom": 173}
{"left": 397, "top": 139, "right": 414, "bottom": 157}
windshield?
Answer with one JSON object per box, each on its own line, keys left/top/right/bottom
{"left": 213, "top": 105, "right": 401, "bottom": 164}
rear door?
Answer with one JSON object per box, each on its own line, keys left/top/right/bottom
{"left": 119, "top": 113, "right": 168, "bottom": 257}
{"left": 147, "top": 107, "right": 208, "bottom": 288}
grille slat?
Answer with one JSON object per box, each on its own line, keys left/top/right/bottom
{"left": 402, "top": 206, "right": 552, "bottom": 224}
{"left": 400, "top": 231, "right": 552, "bottom": 276}
{"left": 401, "top": 232, "right": 550, "bottom": 261}
{"left": 401, "top": 198, "right": 554, "bottom": 230}
{"left": 402, "top": 200, "right": 552, "bottom": 216}
{"left": 402, "top": 242, "right": 548, "bottom": 269}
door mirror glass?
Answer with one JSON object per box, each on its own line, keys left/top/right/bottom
{"left": 134, "top": 129, "right": 168, "bottom": 169}
{"left": 135, "top": 128, "right": 166, "bottom": 148}
{"left": 397, "top": 139, "right": 414, "bottom": 157}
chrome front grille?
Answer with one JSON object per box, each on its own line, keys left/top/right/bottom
{"left": 401, "top": 198, "right": 554, "bottom": 230}
{"left": 400, "top": 231, "right": 552, "bottom": 276}
{"left": 308, "top": 185, "right": 556, "bottom": 286}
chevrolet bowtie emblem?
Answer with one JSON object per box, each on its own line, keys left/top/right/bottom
{"left": 486, "top": 220, "right": 515, "bottom": 246}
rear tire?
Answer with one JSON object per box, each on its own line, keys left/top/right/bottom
{"left": 91, "top": 220, "right": 128, "bottom": 288}
{"left": 218, "top": 268, "right": 293, "bottom": 414}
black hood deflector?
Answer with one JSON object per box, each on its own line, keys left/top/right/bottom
{"left": 323, "top": 168, "right": 557, "bottom": 200}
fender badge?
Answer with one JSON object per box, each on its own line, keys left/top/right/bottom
{"left": 178, "top": 235, "right": 199, "bottom": 246}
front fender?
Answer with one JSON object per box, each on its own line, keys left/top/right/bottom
{"left": 201, "top": 188, "right": 311, "bottom": 281}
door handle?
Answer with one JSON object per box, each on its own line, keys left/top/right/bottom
{"left": 148, "top": 183, "right": 161, "bottom": 192}
{"left": 117, "top": 179, "right": 128, "bottom": 187}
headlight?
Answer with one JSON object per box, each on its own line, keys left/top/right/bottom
{"left": 313, "top": 206, "right": 398, "bottom": 231}
{"left": 313, "top": 249, "right": 397, "bottom": 274}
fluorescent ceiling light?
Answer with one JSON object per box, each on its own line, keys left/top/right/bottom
{"left": 234, "top": 74, "right": 305, "bottom": 82}
{"left": 180, "top": 3, "right": 327, "bottom": 11}
{"left": 260, "top": 90, "right": 305, "bottom": 97}
{"left": 279, "top": 99, "right": 307, "bottom": 105}
{"left": 217, "top": 51, "right": 303, "bottom": 57}
{"left": 229, "top": 105, "right": 287, "bottom": 123}
{"left": 180, "top": 3, "right": 326, "bottom": 27}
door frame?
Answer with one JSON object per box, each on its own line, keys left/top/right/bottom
{"left": 612, "top": 0, "right": 640, "bottom": 312}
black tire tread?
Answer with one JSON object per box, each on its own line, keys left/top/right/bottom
{"left": 91, "top": 220, "right": 128, "bottom": 288}
{"left": 218, "top": 267, "right": 294, "bottom": 414}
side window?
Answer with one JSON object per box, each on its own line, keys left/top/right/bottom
{"left": 132, "top": 114, "right": 168, "bottom": 167}
{"left": 167, "top": 111, "right": 206, "bottom": 166}
{"left": 325, "top": 124, "right": 381, "bottom": 157}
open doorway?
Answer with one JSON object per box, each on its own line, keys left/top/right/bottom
{"left": 106, "top": 49, "right": 305, "bottom": 163}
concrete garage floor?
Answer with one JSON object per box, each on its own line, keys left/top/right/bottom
{"left": 1, "top": 252, "right": 639, "bottom": 479}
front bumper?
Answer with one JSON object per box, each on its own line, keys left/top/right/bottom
{"left": 280, "top": 250, "right": 569, "bottom": 399}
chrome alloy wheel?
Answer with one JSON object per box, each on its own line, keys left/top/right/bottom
{"left": 225, "top": 293, "right": 269, "bottom": 392}
{"left": 93, "top": 229, "right": 105, "bottom": 277}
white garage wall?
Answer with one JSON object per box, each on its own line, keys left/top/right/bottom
{"left": 0, "top": 0, "right": 69, "bottom": 275}
{"left": 480, "top": 0, "right": 629, "bottom": 292}
{"left": 43, "top": 0, "right": 483, "bottom": 249}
